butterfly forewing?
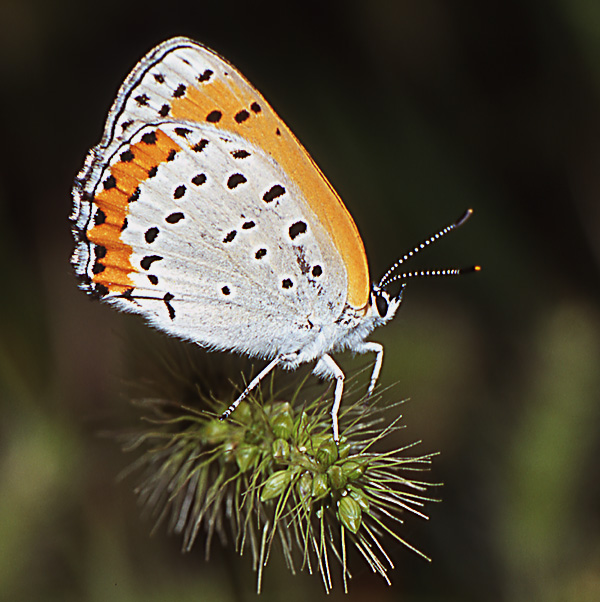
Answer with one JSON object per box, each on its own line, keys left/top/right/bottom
{"left": 73, "top": 37, "right": 369, "bottom": 310}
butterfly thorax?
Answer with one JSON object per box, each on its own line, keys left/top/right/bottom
{"left": 279, "top": 288, "right": 401, "bottom": 369}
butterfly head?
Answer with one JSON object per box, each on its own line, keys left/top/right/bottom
{"left": 367, "top": 282, "right": 405, "bottom": 326}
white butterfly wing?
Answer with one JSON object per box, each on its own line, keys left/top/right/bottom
{"left": 73, "top": 115, "right": 348, "bottom": 358}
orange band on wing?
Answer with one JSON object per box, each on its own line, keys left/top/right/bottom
{"left": 87, "top": 128, "right": 182, "bottom": 293}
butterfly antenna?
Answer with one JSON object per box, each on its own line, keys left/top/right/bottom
{"left": 378, "top": 208, "right": 475, "bottom": 288}
{"left": 381, "top": 265, "right": 480, "bottom": 290}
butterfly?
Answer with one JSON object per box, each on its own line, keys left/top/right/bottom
{"left": 71, "top": 37, "right": 477, "bottom": 442}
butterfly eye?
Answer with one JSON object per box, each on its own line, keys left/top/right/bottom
{"left": 375, "top": 293, "right": 389, "bottom": 318}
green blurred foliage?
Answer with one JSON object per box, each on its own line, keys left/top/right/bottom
{"left": 1, "top": 1, "right": 599, "bottom": 600}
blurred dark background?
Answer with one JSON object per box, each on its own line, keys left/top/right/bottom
{"left": 1, "top": 1, "right": 599, "bottom": 600}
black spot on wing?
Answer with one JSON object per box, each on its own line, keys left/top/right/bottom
{"left": 227, "top": 173, "right": 247, "bottom": 189}
{"left": 103, "top": 175, "right": 116, "bottom": 190}
{"left": 289, "top": 221, "right": 307, "bottom": 240}
{"left": 235, "top": 109, "right": 250, "bottom": 123}
{"left": 94, "top": 209, "right": 106, "bottom": 225}
{"left": 206, "top": 110, "right": 222, "bottom": 123}
{"left": 92, "top": 261, "right": 105, "bottom": 274}
{"left": 164, "top": 292, "right": 175, "bottom": 320}
{"left": 140, "top": 255, "right": 162, "bottom": 270}
{"left": 166, "top": 212, "right": 184, "bottom": 224}
{"left": 173, "top": 83, "right": 186, "bottom": 98}
{"left": 192, "top": 139, "right": 209, "bottom": 152}
{"left": 263, "top": 184, "right": 285, "bottom": 203}
{"left": 141, "top": 131, "right": 157, "bottom": 145}
{"left": 197, "top": 69, "right": 213, "bottom": 82}
{"left": 128, "top": 187, "right": 140, "bottom": 203}
{"left": 120, "top": 150, "right": 134, "bottom": 162}
{"left": 95, "top": 283, "right": 109, "bottom": 297}
{"left": 145, "top": 227, "right": 159, "bottom": 243}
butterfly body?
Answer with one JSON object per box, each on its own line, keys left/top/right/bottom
{"left": 72, "top": 37, "right": 474, "bottom": 442}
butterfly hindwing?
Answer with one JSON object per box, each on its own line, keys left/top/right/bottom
{"left": 73, "top": 115, "right": 347, "bottom": 357}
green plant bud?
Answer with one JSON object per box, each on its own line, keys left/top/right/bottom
{"left": 297, "top": 411, "right": 310, "bottom": 433}
{"left": 236, "top": 442, "right": 259, "bottom": 472}
{"left": 337, "top": 440, "right": 351, "bottom": 460}
{"left": 296, "top": 471, "right": 313, "bottom": 507}
{"left": 272, "top": 438, "right": 290, "bottom": 461}
{"left": 342, "top": 458, "right": 367, "bottom": 481}
{"left": 234, "top": 402, "right": 253, "bottom": 424}
{"left": 311, "top": 472, "right": 330, "bottom": 500}
{"left": 327, "top": 464, "right": 347, "bottom": 490}
{"left": 261, "top": 469, "right": 293, "bottom": 501}
{"left": 203, "top": 419, "right": 230, "bottom": 444}
{"left": 222, "top": 440, "right": 236, "bottom": 463}
{"left": 348, "top": 487, "right": 370, "bottom": 512}
{"left": 308, "top": 432, "right": 330, "bottom": 454}
{"left": 316, "top": 438, "right": 338, "bottom": 467}
{"left": 271, "top": 403, "right": 294, "bottom": 439}
{"left": 338, "top": 495, "right": 362, "bottom": 534}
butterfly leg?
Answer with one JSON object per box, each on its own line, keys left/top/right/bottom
{"left": 220, "top": 352, "right": 298, "bottom": 421}
{"left": 314, "top": 354, "right": 345, "bottom": 444}
{"left": 355, "top": 341, "right": 384, "bottom": 397}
